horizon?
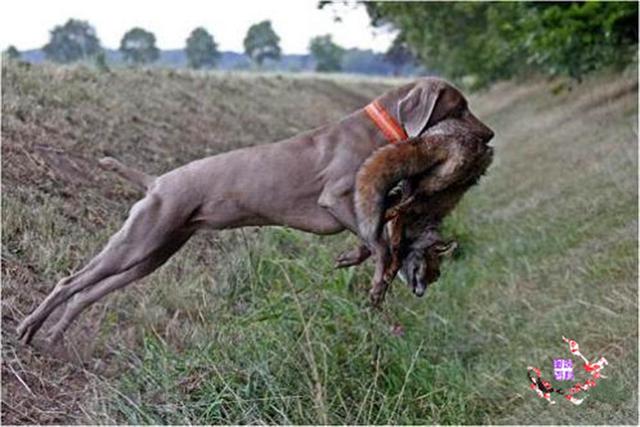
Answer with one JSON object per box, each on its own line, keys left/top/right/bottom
{"left": 0, "top": 0, "right": 396, "bottom": 55}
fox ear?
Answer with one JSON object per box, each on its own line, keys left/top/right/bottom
{"left": 398, "top": 86, "right": 442, "bottom": 137}
{"left": 434, "top": 240, "right": 457, "bottom": 258}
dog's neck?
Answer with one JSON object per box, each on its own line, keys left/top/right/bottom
{"left": 364, "top": 100, "right": 408, "bottom": 144}
{"left": 346, "top": 103, "right": 406, "bottom": 151}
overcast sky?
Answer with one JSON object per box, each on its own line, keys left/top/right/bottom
{"left": 0, "top": 0, "right": 396, "bottom": 54}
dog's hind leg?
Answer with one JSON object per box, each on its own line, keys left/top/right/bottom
{"left": 17, "top": 193, "right": 195, "bottom": 344}
{"left": 43, "top": 230, "right": 193, "bottom": 345}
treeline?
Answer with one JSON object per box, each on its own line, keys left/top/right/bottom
{"left": 363, "top": 1, "right": 638, "bottom": 87}
{"left": 3, "top": 18, "right": 420, "bottom": 75}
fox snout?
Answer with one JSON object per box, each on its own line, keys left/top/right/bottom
{"left": 413, "top": 280, "right": 428, "bottom": 297}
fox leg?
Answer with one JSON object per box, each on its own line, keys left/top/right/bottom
{"left": 368, "top": 242, "right": 391, "bottom": 307}
{"left": 384, "top": 216, "right": 405, "bottom": 283}
{"left": 334, "top": 180, "right": 414, "bottom": 269}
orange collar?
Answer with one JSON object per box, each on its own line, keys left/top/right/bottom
{"left": 364, "top": 100, "right": 408, "bottom": 143}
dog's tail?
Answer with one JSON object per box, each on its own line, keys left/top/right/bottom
{"left": 99, "top": 156, "right": 156, "bottom": 191}
{"left": 355, "top": 137, "right": 448, "bottom": 244}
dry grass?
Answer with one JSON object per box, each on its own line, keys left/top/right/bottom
{"left": 1, "top": 61, "right": 638, "bottom": 424}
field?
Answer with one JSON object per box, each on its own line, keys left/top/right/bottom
{"left": 1, "top": 62, "right": 637, "bottom": 424}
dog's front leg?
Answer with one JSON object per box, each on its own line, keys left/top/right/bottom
{"left": 318, "top": 176, "right": 360, "bottom": 234}
{"left": 319, "top": 186, "right": 374, "bottom": 267}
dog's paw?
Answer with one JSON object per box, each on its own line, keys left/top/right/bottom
{"left": 334, "top": 252, "right": 359, "bottom": 269}
{"left": 16, "top": 319, "right": 38, "bottom": 345}
{"left": 334, "top": 246, "right": 370, "bottom": 269}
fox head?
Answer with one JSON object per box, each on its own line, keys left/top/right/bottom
{"left": 396, "top": 225, "right": 457, "bottom": 297}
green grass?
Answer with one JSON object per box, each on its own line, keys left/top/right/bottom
{"left": 2, "top": 63, "right": 637, "bottom": 424}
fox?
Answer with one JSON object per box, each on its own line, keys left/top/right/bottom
{"left": 349, "top": 117, "right": 494, "bottom": 304}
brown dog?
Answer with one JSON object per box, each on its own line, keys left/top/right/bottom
{"left": 17, "top": 77, "right": 493, "bottom": 346}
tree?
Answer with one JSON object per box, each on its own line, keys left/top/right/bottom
{"left": 364, "top": 2, "right": 638, "bottom": 86}
{"left": 4, "top": 45, "right": 20, "bottom": 60}
{"left": 309, "top": 35, "right": 345, "bottom": 72}
{"left": 243, "top": 20, "right": 281, "bottom": 66}
{"left": 521, "top": 2, "right": 639, "bottom": 82}
{"left": 95, "top": 51, "right": 110, "bottom": 72}
{"left": 185, "top": 27, "right": 220, "bottom": 69}
{"left": 364, "top": 2, "right": 523, "bottom": 87}
{"left": 384, "top": 36, "right": 415, "bottom": 76}
{"left": 120, "top": 27, "right": 159, "bottom": 65}
{"left": 43, "top": 19, "right": 101, "bottom": 63}
{"left": 342, "top": 48, "right": 391, "bottom": 75}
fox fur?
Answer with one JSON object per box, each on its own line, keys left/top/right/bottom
{"left": 355, "top": 118, "right": 494, "bottom": 249}
{"left": 353, "top": 118, "right": 494, "bottom": 303}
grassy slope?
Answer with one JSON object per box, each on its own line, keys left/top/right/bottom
{"left": 1, "top": 63, "right": 637, "bottom": 424}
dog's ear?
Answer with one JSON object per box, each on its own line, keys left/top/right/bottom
{"left": 398, "top": 86, "right": 442, "bottom": 137}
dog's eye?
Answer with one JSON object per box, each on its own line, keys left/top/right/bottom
{"left": 452, "top": 104, "right": 465, "bottom": 118}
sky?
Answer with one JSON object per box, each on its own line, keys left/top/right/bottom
{"left": 0, "top": 0, "right": 397, "bottom": 54}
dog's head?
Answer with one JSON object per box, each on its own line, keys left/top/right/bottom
{"left": 397, "top": 226, "right": 457, "bottom": 297}
{"left": 398, "top": 78, "right": 494, "bottom": 143}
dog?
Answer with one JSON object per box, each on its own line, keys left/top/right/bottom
{"left": 337, "top": 117, "right": 494, "bottom": 304}
{"left": 17, "top": 77, "right": 493, "bottom": 346}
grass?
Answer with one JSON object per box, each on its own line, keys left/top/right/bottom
{"left": 1, "top": 62, "right": 637, "bottom": 424}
